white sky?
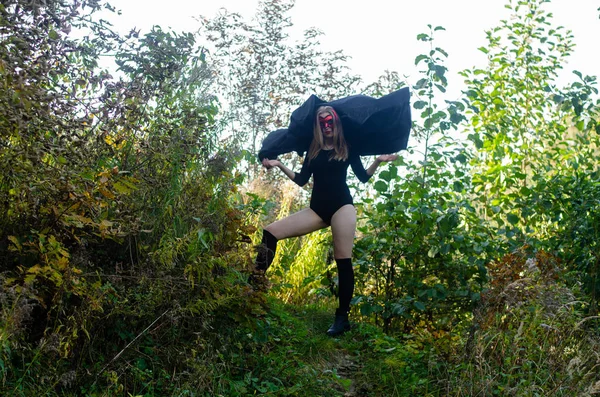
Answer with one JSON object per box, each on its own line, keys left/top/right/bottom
{"left": 104, "top": 0, "right": 599, "bottom": 98}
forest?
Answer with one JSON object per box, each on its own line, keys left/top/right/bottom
{"left": 1, "top": 0, "right": 599, "bottom": 395}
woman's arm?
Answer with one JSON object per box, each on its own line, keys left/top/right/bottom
{"left": 262, "top": 158, "right": 311, "bottom": 186}
{"left": 351, "top": 154, "right": 399, "bottom": 183}
{"left": 366, "top": 154, "right": 399, "bottom": 176}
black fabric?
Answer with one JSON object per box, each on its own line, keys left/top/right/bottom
{"left": 255, "top": 229, "right": 278, "bottom": 271}
{"left": 336, "top": 258, "right": 354, "bottom": 313}
{"left": 258, "top": 87, "right": 411, "bottom": 160}
{"left": 293, "top": 149, "right": 370, "bottom": 225}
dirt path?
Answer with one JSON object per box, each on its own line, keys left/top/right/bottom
{"left": 336, "top": 352, "right": 361, "bottom": 396}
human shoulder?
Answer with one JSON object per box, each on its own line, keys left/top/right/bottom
{"left": 348, "top": 148, "right": 361, "bottom": 159}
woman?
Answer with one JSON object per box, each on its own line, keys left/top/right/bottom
{"left": 255, "top": 106, "right": 398, "bottom": 336}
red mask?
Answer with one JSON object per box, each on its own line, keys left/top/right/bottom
{"left": 319, "top": 115, "right": 334, "bottom": 130}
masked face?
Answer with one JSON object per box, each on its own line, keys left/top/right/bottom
{"left": 319, "top": 114, "right": 334, "bottom": 137}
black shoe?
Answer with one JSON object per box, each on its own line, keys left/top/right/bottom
{"left": 326, "top": 308, "right": 351, "bottom": 336}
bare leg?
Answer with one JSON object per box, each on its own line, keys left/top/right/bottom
{"left": 330, "top": 204, "right": 356, "bottom": 259}
{"left": 265, "top": 208, "right": 328, "bottom": 240}
{"left": 251, "top": 208, "right": 328, "bottom": 287}
{"left": 327, "top": 204, "right": 356, "bottom": 336}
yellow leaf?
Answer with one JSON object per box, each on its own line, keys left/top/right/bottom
{"left": 8, "top": 235, "right": 22, "bottom": 251}
{"left": 27, "top": 264, "right": 43, "bottom": 275}
{"left": 99, "top": 188, "right": 115, "bottom": 199}
{"left": 24, "top": 274, "right": 36, "bottom": 284}
{"left": 113, "top": 181, "right": 132, "bottom": 194}
{"left": 63, "top": 214, "right": 93, "bottom": 228}
{"left": 56, "top": 257, "right": 69, "bottom": 270}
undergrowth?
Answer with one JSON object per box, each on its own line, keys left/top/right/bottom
{"left": 2, "top": 1, "right": 600, "bottom": 396}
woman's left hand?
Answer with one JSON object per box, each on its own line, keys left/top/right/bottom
{"left": 376, "top": 154, "right": 399, "bottom": 163}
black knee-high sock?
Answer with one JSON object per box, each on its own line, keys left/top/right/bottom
{"left": 336, "top": 258, "right": 354, "bottom": 313}
{"left": 255, "top": 229, "right": 278, "bottom": 271}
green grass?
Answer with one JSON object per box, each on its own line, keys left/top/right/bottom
{"left": 215, "top": 297, "right": 436, "bottom": 397}
{"left": 6, "top": 286, "right": 597, "bottom": 396}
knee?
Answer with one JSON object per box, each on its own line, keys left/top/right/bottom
{"left": 263, "top": 225, "right": 280, "bottom": 240}
{"left": 333, "top": 250, "right": 353, "bottom": 260}
{"left": 333, "top": 242, "right": 353, "bottom": 260}
{"left": 264, "top": 224, "right": 273, "bottom": 234}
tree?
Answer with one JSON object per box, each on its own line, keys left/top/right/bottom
{"left": 1, "top": 1, "right": 254, "bottom": 393}
{"left": 463, "top": 0, "right": 600, "bottom": 311}
{"left": 199, "top": 0, "right": 361, "bottom": 177}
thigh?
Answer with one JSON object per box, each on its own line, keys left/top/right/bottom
{"left": 330, "top": 204, "right": 357, "bottom": 259}
{"left": 265, "top": 208, "right": 328, "bottom": 240}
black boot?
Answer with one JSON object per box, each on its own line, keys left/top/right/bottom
{"left": 254, "top": 229, "right": 278, "bottom": 272}
{"left": 248, "top": 269, "right": 269, "bottom": 290}
{"left": 326, "top": 308, "right": 351, "bottom": 336}
{"left": 249, "top": 229, "right": 278, "bottom": 290}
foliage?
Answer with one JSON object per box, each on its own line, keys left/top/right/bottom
{"left": 530, "top": 169, "right": 600, "bottom": 314}
{"left": 199, "top": 0, "right": 361, "bottom": 176}
{"left": 351, "top": 25, "right": 496, "bottom": 334}
{"left": 1, "top": 0, "right": 600, "bottom": 395}
{"left": 436, "top": 249, "right": 600, "bottom": 395}
{"left": 0, "top": 1, "right": 255, "bottom": 394}
{"left": 463, "top": 0, "right": 600, "bottom": 311}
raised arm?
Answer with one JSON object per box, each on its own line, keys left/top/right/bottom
{"left": 262, "top": 158, "right": 312, "bottom": 186}
{"left": 351, "top": 154, "right": 399, "bottom": 182}
{"left": 350, "top": 154, "right": 372, "bottom": 183}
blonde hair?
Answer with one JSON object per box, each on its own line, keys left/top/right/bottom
{"left": 307, "top": 106, "right": 349, "bottom": 163}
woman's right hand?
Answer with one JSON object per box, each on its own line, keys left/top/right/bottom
{"left": 262, "top": 158, "right": 280, "bottom": 170}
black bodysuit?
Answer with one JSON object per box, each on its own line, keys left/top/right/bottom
{"left": 293, "top": 150, "right": 372, "bottom": 225}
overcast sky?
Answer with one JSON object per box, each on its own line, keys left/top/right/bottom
{"left": 103, "top": 0, "right": 599, "bottom": 98}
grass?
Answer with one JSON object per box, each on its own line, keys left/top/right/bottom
{"left": 4, "top": 280, "right": 599, "bottom": 396}
{"left": 221, "top": 297, "right": 436, "bottom": 397}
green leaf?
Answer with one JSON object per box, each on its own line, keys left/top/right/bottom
{"left": 413, "top": 100, "right": 427, "bottom": 109}
{"left": 388, "top": 165, "right": 398, "bottom": 180}
{"left": 49, "top": 30, "right": 59, "bottom": 40}
{"left": 427, "top": 246, "right": 439, "bottom": 258}
{"left": 414, "top": 301, "right": 426, "bottom": 311}
{"left": 414, "top": 54, "right": 428, "bottom": 65}
{"left": 379, "top": 170, "right": 392, "bottom": 182}
{"left": 374, "top": 181, "right": 388, "bottom": 192}
{"left": 434, "top": 65, "right": 447, "bottom": 79}
{"left": 414, "top": 78, "right": 428, "bottom": 89}
{"left": 360, "top": 304, "right": 374, "bottom": 316}
{"left": 435, "top": 47, "right": 448, "bottom": 57}
{"left": 507, "top": 213, "right": 519, "bottom": 225}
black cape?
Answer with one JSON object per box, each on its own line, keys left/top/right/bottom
{"left": 258, "top": 87, "right": 411, "bottom": 160}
